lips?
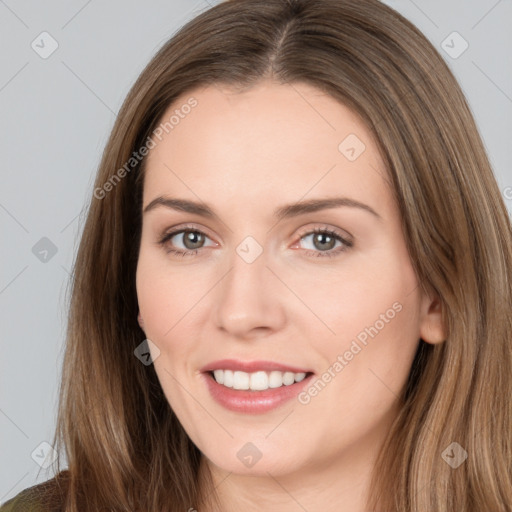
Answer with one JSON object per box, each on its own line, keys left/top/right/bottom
{"left": 199, "top": 359, "right": 315, "bottom": 413}
{"left": 199, "top": 358, "right": 313, "bottom": 374}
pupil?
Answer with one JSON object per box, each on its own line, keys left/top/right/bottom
{"left": 315, "top": 233, "right": 335, "bottom": 251}
{"left": 184, "top": 231, "right": 204, "bottom": 249}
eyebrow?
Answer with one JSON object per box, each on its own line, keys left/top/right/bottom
{"left": 143, "top": 195, "right": 381, "bottom": 221}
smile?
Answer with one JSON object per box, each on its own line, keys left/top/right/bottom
{"left": 211, "top": 369, "right": 308, "bottom": 390}
{"left": 200, "top": 359, "right": 315, "bottom": 413}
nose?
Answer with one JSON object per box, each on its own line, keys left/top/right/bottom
{"left": 213, "top": 246, "right": 287, "bottom": 339}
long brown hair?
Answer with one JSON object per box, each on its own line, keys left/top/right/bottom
{"left": 41, "top": 0, "right": 512, "bottom": 510}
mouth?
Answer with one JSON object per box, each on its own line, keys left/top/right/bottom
{"left": 200, "top": 359, "right": 315, "bottom": 413}
{"left": 207, "top": 369, "right": 313, "bottom": 391}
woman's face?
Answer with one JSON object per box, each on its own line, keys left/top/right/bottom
{"left": 136, "top": 80, "right": 442, "bottom": 480}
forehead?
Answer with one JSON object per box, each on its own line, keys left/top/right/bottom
{"left": 142, "top": 80, "right": 391, "bottom": 215}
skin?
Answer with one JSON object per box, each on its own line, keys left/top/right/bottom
{"left": 135, "top": 79, "right": 445, "bottom": 512}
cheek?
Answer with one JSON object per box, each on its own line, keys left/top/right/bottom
{"left": 136, "top": 267, "right": 171, "bottom": 340}
{"left": 136, "top": 248, "right": 198, "bottom": 337}
{"left": 135, "top": 251, "right": 215, "bottom": 377}
{"left": 299, "top": 292, "right": 420, "bottom": 445}
{"left": 135, "top": 255, "right": 200, "bottom": 409}
{"left": 290, "top": 247, "right": 418, "bottom": 342}
{"left": 299, "top": 249, "right": 421, "bottom": 394}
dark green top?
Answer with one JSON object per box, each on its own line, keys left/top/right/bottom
{"left": 1, "top": 487, "right": 47, "bottom": 512}
{"left": 1, "top": 473, "right": 69, "bottom": 512}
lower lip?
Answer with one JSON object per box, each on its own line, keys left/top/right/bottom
{"left": 202, "top": 372, "right": 314, "bottom": 414}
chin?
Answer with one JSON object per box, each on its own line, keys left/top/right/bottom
{"left": 199, "top": 438, "right": 310, "bottom": 478}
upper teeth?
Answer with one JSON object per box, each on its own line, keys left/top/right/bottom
{"left": 212, "top": 369, "right": 307, "bottom": 390}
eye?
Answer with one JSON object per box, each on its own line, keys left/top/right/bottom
{"left": 293, "top": 227, "right": 353, "bottom": 258}
{"left": 157, "top": 224, "right": 353, "bottom": 259}
{"left": 157, "top": 225, "right": 217, "bottom": 257}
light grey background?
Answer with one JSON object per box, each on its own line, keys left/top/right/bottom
{"left": 1, "top": 0, "right": 511, "bottom": 503}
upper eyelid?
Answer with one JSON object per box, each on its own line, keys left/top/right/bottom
{"left": 160, "top": 223, "right": 217, "bottom": 243}
{"left": 297, "top": 225, "right": 352, "bottom": 241}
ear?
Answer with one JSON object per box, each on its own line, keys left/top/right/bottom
{"left": 418, "top": 291, "right": 446, "bottom": 344}
{"left": 137, "top": 311, "right": 145, "bottom": 331}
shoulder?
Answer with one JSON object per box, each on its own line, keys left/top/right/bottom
{"left": 0, "top": 486, "right": 48, "bottom": 512}
{"left": 0, "top": 471, "right": 69, "bottom": 512}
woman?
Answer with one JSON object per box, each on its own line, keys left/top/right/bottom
{"left": 2, "top": 0, "right": 511, "bottom": 510}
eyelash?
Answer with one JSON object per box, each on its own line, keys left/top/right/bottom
{"left": 157, "top": 224, "right": 353, "bottom": 259}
